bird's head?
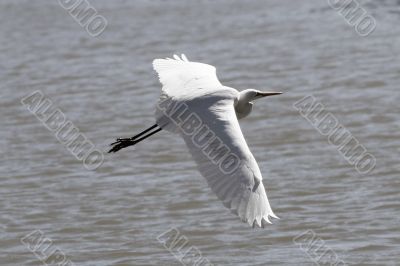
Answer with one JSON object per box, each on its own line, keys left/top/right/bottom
{"left": 239, "top": 89, "right": 283, "bottom": 104}
{"left": 235, "top": 89, "right": 282, "bottom": 119}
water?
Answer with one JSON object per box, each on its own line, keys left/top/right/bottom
{"left": 1, "top": 0, "right": 399, "bottom": 265}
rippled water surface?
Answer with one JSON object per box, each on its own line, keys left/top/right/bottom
{"left": 1, "top": 0, "right": 399, "bottom": 265}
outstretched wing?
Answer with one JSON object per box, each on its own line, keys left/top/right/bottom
{"left": 153, "top": 54, "right": 278, "bottom": 227}
{"left": 153, "top": 54, "right": 223, "bottom": 101}
{"left": 180, "top": 96, "right": 278, "bottom": 227}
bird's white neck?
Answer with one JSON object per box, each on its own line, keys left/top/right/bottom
{"left": 235, "top": 91, "right": 254, "bottom": 119}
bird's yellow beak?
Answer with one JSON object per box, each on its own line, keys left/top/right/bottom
{"left": 257, "top": 91, "right": 283, "bottom": 97}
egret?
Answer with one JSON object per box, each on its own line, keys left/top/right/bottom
{"left": 109, "top": 54, "right": 282, "bottom": 227}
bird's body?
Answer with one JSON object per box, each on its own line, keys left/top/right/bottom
{"left": 109, "top": 54, "right": 282, "bottom": 228}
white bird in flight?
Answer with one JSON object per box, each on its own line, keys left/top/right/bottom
{"left": 109, "top": 54, "right": 282, "bottom": 227}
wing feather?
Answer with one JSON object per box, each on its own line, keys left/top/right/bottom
{"left": 153, "top": 54, "right": 222, "bottom": 101}
{"left": 152, "top": 54, "right": 278, "bottom": 227}
{"left": 178, "top": 97, "right": 277, "bottom": 227}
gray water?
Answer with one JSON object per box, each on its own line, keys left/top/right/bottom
{"left": 1, "top": 0, "right": 399, "bottom": 265}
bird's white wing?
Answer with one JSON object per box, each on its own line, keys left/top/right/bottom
{"left": 153, "top": 54, "right": 223, "bottom": 101}
{"left": 179, "top": 96, "right": 278, "bottom": 227}
{"left": 153, "top": 54, "right": 278, "bottom": 227}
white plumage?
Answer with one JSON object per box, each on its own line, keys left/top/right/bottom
{"left": 152, "top": 54, "right": 280, "bottom": 227}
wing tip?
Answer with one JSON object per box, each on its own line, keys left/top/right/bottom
{"left": 250, "top": 214, "right": 279, "bottom": 228}
{"left": 181, "top": 54, "right": 189, "bottom": 62}
{"left": 240, "top": 211, "right": 279, "bottom": 228}
{"left": 153, "top": 54, "right": 189, "bottom": 63}
{"left": 152, "top": 54, "right": 190, "bottom": 72}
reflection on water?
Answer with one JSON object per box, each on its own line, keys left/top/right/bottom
{"left": 0, "top": 0, "right": 399, "bottom": 265}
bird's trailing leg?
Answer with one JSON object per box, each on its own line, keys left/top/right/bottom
{"left": 108, "top": 124, "right": 162, "bottom": 153}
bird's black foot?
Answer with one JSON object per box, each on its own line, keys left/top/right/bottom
{"left": 108, "top": 138, "right": 136, "bottom": 153}
{"left": 108, "top": 124, "right": 162, "bottom": 154}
